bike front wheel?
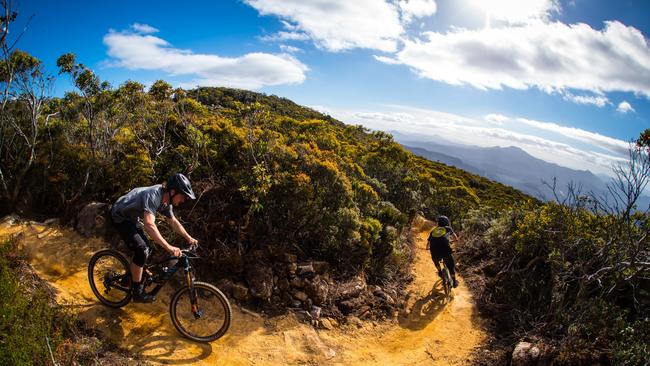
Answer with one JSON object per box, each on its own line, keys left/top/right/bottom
{"left": 170, "top": 281, "right": 232, "bottom": 342}
{"left": 88, "top": 249, "right": 132, "bottom": 308}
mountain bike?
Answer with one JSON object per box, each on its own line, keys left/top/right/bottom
{"left": 87, "top": 246, "right": 231, "bottom": 342}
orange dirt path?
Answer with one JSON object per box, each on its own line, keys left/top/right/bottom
{"left": 1, "top": 215, "right": 486, "bottom": 365}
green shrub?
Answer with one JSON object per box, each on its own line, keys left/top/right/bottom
{"left": 0, "top": 238, "right": 63, "bottom": 365}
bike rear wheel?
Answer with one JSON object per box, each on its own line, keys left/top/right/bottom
{"left": 88, "top": 249, "right": 132, "bottom": 308}
{"left": 442, "top": 267, "right": 453, "bottom": 302}
{"left": 170, "top": 281, "right": 232, "bottom": 342}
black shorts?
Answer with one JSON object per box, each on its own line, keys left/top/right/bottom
{"left": 429, "top": 244, "right": 452, "bottom": 261}
{"left": 113, "top": 219, "right": 151, "bottom": 267}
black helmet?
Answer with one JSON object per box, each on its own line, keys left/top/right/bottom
{"left": 437, "top": 215, "right": 450, "bottom": 227}
{"left": 167, "top": 173, "right": 196, "bottom": 200}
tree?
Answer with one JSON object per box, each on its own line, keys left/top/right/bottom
{"left": 0, "top": 50, "right": 53, "bottom": 208}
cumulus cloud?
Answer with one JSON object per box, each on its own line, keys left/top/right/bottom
{"left": 484, "top": 113, "right": 510, "bottom": 125}
{"left": 131, "top": 23, "right": 159, "bottom": 34}
{"left": 103, "top": 29, "right": 308, "bottom": 89}
{"left": 377, "top": 21, "right": 650, "bottom": 98}
{"left": 246, "top": 0, "right": 405, "bottom": 52}
{"left": 516, "top": 118, "right": 630, "bottom": 154}
{"left": 616, "top": 101, "right": 635, "bottom": 113}
{"left": 279, "top": 45, "right": 302, "bottom": 53}
{"left": 259, "top": 31, "right": 311, "bottom": 42}
{"left": 398, "top": 0, "right": 437, "bottom": 24}
{"left": 562, "top": 91, "right": 611, "bottom": 107}
{"left": 470, "top": 0, "right": 560, "bottom": 25}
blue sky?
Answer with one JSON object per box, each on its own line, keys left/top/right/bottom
{"left": 13, "top": 0, "right": 650, "bottom": 176}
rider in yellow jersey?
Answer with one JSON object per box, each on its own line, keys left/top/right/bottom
{"left": 427, "top": 215, "right": 459, "bottom": 288}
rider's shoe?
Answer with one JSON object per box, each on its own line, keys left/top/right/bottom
{"left": 452, "top": 278, "right": 459, "bottom": 288}
{"left": 131, "top": 282, "right": 155, "bottom": 303}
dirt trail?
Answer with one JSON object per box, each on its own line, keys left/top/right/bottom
{"left": 0, "top": 216, "right": 486, "bottom": 365}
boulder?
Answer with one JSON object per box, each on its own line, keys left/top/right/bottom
{"left": 215, "top": 278, "right": 235, "bottom": 297}
{"left": 76, "top": 202, "right": 111, "bottom": 238}
{"left": 283, "top": 253, "right": 297, "bottom": 263}
{"left": 311, "top": 261, "right": 330, "bottom": 274}
{"left": 244, "top": 262, "right": 273, "bottom": 300}
{"left": 231, "top": 282, "right": 249, "bottom": 301}
{"left": 291, "top": 289, "right": 309, "bottom": 302}
{"left": 304, "top": 275, "right": 329, "bottom": 305}
{"left": 290, "top": 277, "right": 304, "bottom": 288}
{"left": 278, "top": 277, "right": 290, "bottom": 291}
{"left": 297, "top": 263, "right": 315, "bottom": 277}
{"left": 512, "top": 342, "right": 541, "bottom": 366}
{"left": 335, "top": 275, "right": 367, "bottom": 300}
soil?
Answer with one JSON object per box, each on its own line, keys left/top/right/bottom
{"left": 0, "top": 215, "right": 487, "bottom": 365}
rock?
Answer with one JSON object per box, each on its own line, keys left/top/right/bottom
{"left": 373, "top": 287, "right": 396, "bottom": 305}
{"left": 512, "top": 342, "right": 541, "bottom": 366}
{"left": 291, "top": 289, "right": 309, "bottom": 302}
{"left": 304, "top": 276, "right": 329, "bottom": 305}
{"left": 245, "top": 259, "right": 274, "bottom": 300}
{"left": 231, "top": 282, "right": 249, "bottom": 301}
{"left": 338, "top": 297, "right": 365, "bottom": 315}
{"left": 278, "top": 278, "right": 290, "bottom": 291}
{"left": 215, "top": 278, "right": 235, "bottom": 297}
{"left": 281, "top": 292, "right": 293, "bottom": 305}
{"left": 76, "top": 202, "right": 111, "bottom": 238}
{"left": 319, "top": 318, "right": 335, "bottom": 330}
{"left": 311, "top": 261, "right": 329, "bottom": 274}
{"left": 346, "top": 315, "right": 363, "bottom": 328}
{"left": 336, "top": 275, "right": 367, "bottom": 300}
{"left": 43, "top": 218, "right": 60, "bottom": 226}
{"left": 290, "top": 277, "right": 304, "bottom": 288}
{"left": 287, "top": 262, "right": 298, "bottom": 275}
{"left": 310, "top": 306, "right": 322, "bottom": 320}
{"left": 283, "top": 253, "right": 297, "bottom": 263}
{"left": 297, "top": 264, "right": 315, "bottom": 276}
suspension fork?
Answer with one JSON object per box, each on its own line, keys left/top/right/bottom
{"left": 183, "top": 257, "right": 202, "bottom": 318}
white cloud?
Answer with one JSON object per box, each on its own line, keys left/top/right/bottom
{"left": 259, "top": 31, "right": 311, "bottom": 42}
{"left": 516, "top": 117, "right": 630, "bottom": 154}
{"left": 562, "top": 91, "right": 611, "bottom": 107}
{"left": 103, "top": 29, "right": 308, "bottom": 89}
{"left": 279, "top": 45, "right": 302, "bottom": 53}
{"left": 484, "top": 113, "right": 509, "bottom": 125}
{"left": 398, "top": 0, "right": 437, "bottom": 24}
{"left": 378, "top": 21, "right": 650, "bottom": 98}
{"left": 617, "top": 100, "right": 635, "bottom": 113}
{"left": 131, "top": 23, "right": 159, "bottom": 34}
{"left": 469, "top": 0, "right": 560, "bottom": 25}
{"left": 354, "top": 111, "right": 414, "bottom": 123}
{"left": 245, "top": 0, "right": 405, "bottom": 52}
{"left": 325, "top": 104, "right": 627, "bottom": 175}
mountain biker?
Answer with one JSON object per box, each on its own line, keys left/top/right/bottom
{"left": 426, "top": 215, "right": 459, "bottom": 288}
{"left": 111, "top": 173, "right": 198, "bottom": 302}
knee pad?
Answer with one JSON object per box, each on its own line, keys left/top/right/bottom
{"left": 131, "top": 233, "right": 150, "bottom": 267}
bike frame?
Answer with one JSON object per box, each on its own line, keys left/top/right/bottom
{"left": 142, "top": 251, "right": 195, "bottom": 298}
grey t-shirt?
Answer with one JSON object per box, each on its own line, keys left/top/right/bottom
{"left": 111, "top": 184, "right": 174, "bottom": 223}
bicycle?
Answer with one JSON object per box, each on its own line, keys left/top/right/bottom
{"left": 87, "top": 246, "right": 232, "bottom": 342}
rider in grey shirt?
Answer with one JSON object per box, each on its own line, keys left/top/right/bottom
{"left": 112, "top": 173, "right": 198, "bottom": 302}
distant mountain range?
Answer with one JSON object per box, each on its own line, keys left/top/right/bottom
{"left": 390, "top": 131, "right": 650, "bottom": 208}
